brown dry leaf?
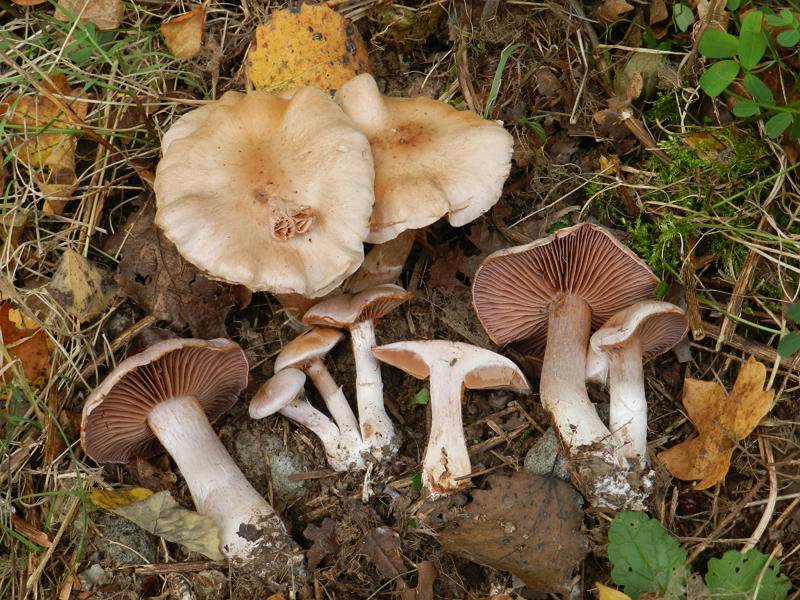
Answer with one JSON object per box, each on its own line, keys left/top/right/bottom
{"left": 657, "top": 356, "right": 775, "bottom": 489}
{"left": 246, "top": 3, "right": 371, "bottom": 95}
{"left": 160, "top": 4, "right": 207, "bottom": 62}
{"left": 106, "top": 490, "right": 225, "bottom": 561}
{"left": 106, "top": 201, "right": 251, "bottom": 339}
{"left": 596, "top": 0, "right": 634, "bottom": 25}
{"left": 47, "top": 250, "right": 118, "bottom": 322}
{"left": 429, "top": 223, "right": 508, "bottom": 288}
{"left": 597, "top": 583, "right": 633, "bottom": 600}
{"left": 696, "top": 0, "right": 730, "bottom": 32}
{"left": 0, "top": 303, "right": 54, "bottom": 394}
{"left": 371, "top": 4, "right": 445, "bottom": 52}
{"left": 125, "top": 455, "right": 177, "bottom": 494}
{"left": 627, "top": 72, "right": 644, "bottom": 100}
{"left": 357, "top": 527, "right": 406, "bottom": 581}
{"left": 400, "top": 561, "right": 437, "bottom": 600}
{"left": 440, "top": 473, "right": 589, "bottom": 593}
{"left": 303, "top": 517, "right": 340, "bottom": 571}
{"left": 54, "top": 0, "right": 125, "bottom": 30}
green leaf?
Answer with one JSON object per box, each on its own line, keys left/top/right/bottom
{"left": 778, "top": 332, "right": 800, "bottom": 357}
{"left": 780, "top": 9, "right": 797, "bottom": 26}
{"left": 698, "top": 29, "right": 740, "bottom": 58}
{"left": 411, "top": 388, "right": 430, "bottom": 405}
{"left": 410, "top": 472, "right": 423, "bottom": 491}
{"left": 786, "top": 302, "right": 800, "bottom": 323}
{"left": 743, "top": 73, "right": 774, "bottom": 104}
{"left": 705, "top": 549, "right": 791, "bottom": 600}
{"left": 726, "top": 0, "right": 740, "bottom": 9}
{"left": 777, "top": 29, "right": 800, "bottom": 47}
{"left": 733, "top": 100, "right": 759, "bottom": 117}
{"left": 765, "top": 14, "right": 789, "bottom": 26}
{"left": 765, "top": 112, "right": 793, "bottom": 139}
{"left": 741, "top": 10, "right": 764, "bottom": 33}
{"left": 673, "top": 3, "right": 694, "bottom": 32}
{"left": 738, "top": 32, "right": 766, "bottom": 69}
{"left": 699, "top": 60, "right": 740, "bottom": 96}
{"left": 608, "top": 512, "right": 688, "bottom": 600}
{"left": 790, "top": 115, "right": 800, "bottom": 141}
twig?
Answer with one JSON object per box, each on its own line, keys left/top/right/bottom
{"left": 742, "top": 431, "right": 778, "bottom": 552}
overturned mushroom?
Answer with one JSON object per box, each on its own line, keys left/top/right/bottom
{"left": 372, "top": 340, "right": 529, "bottom": 497}
{"left": 81, "top": 338, "right": 303, "bottom": 570}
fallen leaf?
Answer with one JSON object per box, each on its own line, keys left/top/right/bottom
{"left": 400, "top": 561, "right": 437, "bottom": 600}
{"left": 97, "top": 489, "right": 225, "bottom": 561}
{"left": 595, "top": 0, "right": 634, "bottom": 25}
{"left": 681, "top": 131, "right": 736, "bottom": 162}
{"left": 440, "top": 473, "right": 589, "bottom": 593}
{"left": 658, "top": 356, "right": 775, "bottom": 489}
{"left": 10, "top": 0, "right": 46, "bottom": 6}
{"left": 245, "top": 3, "right": 371, "bottom": 95}
{"left": 356, "top": 527, "right": 406, "bottom": 581}
{"left": 160, "top": 4, "right": 207, "bottom": 62}
{"left": 125, "top": 455, "right": 177, "bottom": 494}
{"left": 55, "top": 0, "right": 126, "bottom": 30}
{"left": 597, "top": 582, "right": 633, "bottom": 600}
{"left": 47, "top": 250, "right": 118, "bottom": 322}
{"left": 627, "top": 72, "right": 643, "bottom": 100}
{"left": 429, "top": 223, "right": 508, "bottom": 288}
{"left": 370, "top": 4, "right": 445, "bottom": 52}
{"left": 303, "top": 518, "right": 340, "bottom": 571}
{"left": 0, "top": 303, "right": 54, "bottom": 395}
{"left": 106, "top": 201, "right": 251, "bottom": 339}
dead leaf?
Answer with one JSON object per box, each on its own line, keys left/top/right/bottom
{"left": 10, "top": 0, "right": 46, "bottom": 6}
{"left": 55, "top": 0, "right": 125, "bottom": 30}
{"left": 98, "top": 489, "right": 225, "bottom": 561}
{"left": 370, "top": 4, "right": 445, "bottom": 52}
{"left": 106, "top": 201, "right": 251, "bottom": 339}
{"left": 627, "top": 72, "right": 643, "bottom": 100}
{"left": 696, "top": 0, "right": 729, "bottom": 33}
{"left": 429, "top": 223, "right": 508, "bottom": 288}
{"left": 597, "top": 583, "right": 633, "bottom": 600}
{"left": 303, "top": 518, "right": 340, "bottom": 571}
{"left": 90, "top": 487, "right": 154, "bottom": 509}
{"left": 245, "top": 3, "right": 371, "bottom": 95}
{"left": 595, "top": 0, "right": 634, "bottom": 25}
{"left": 440, "top": 473, "right": 589, "bottom": 593}
{"left": 357, "top": 527, "right": 406, "bottom": 581}
{"left": 400, "top": 561, "right": 437, "bottom": 600}
{"left": 0, "top": 303, "right": 54, "bottom": 394}
{"left": 160, "top": 4, "right": 207, "bottom": 62}
{"left": 657, "top": 356, "right": 775, "bottom": 489}
{"left": 125, "top": 455, "right": 177, "bottom": 494}
{"left": 681, "top": 131, "right": 736, "bottom": 162}
{"left": 47, "top": 250, "right": 118, "bottom": 322}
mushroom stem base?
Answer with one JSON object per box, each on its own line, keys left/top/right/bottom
{"left": 608, "top": 339, "right": 647, "bottom": 463}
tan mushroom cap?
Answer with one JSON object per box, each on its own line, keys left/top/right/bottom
{"left": 592, "top": 300, "right": 689, "bottom": 359}
{"left": 302, "top": 284, "right": 412, "bottom": 328}
{"left": 249, "top": 368, "right": 306, "bottom": 420}
{"left": 472, "top": 222, "right": 659, "bottom": 357}
{"left": 334, "top": 74, "right": 514, "bottom": 244}
{"left": 81, "top": 338, "right": 248, "bottom": 464}
{"left": 154, "top": 87, "right": 375, "bottom": 298}
{"left": 274, "top": 327, "right": 345, "bottom": 373}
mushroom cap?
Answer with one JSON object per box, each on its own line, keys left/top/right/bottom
{"left": 154, "top": 87, "right": 375, "bottom": 298}
{"left": 372, "top": 340, "right": 530, "bottom": 392}
{"left": 274, "top": 327, "right": 345, "bottom": 373}
{"left": 334, "top": 74, "right": 514, "bottom": 244}
{"left": 472, "top": 222, "right": 659, "bottom": 357}
{"left": 588, "top": 300, "right": 688, "bottom": 382}
{"left": 81, "top": 338, "right": 248, "bottom": 464}
{"left": 250, "top": 368, "right": 307, "bottom": 419}
{"left": 302, "top": 284, "right": 412, "bottom": 328}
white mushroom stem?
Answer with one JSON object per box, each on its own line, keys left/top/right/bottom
{"left": 304, "top": 359, "right": 363, "bottom": 451}
{"left": 146, "top": 395, "right": 288, "bottom": 562}
{"left": 540, "top": 295, "right": 623, "bottom": 463}
{"left": 607, "top": 339, "right": 647, "bottom": 464}
{"left": 350, "top": 320, "right": 396, "bottom": 454}
{"left": 279, "top": 400, "right": 359, "bottom": 471}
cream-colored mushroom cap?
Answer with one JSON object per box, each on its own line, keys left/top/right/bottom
{"left": 334, "top": 74, "right": 514, "bottom": 244}
{"left": 155, "top": 87, "right": 375, "bottom": 298}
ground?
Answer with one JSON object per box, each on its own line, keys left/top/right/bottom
{"left": 2, "top": 0, "right": 800, "bottom": 598}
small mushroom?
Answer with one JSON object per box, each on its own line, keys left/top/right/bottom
{"left": 274, "top": 327, "right": 363, "bottom": 463}
{"left": 372, "top": 340, "right": 529, "bottom": 497}
{"left": 472, "top": 222, "right": 659, "bottom": 509}
{"left": 81, "top": 338, "right": 302, "bottom": 567}
{"left": 334, "top": 74, "right": 514, "bottom": 244}
{"left": 303, "top": 284, "right": 412, "bottom": 457}
{"left": 586, "top": 300, "right": 688, "bottom": 464}
{"left": 250, "top": 369, "right": 356, "bottom": 471}
{"left": 154, "top": 87, "right": 375, "bottom": 298}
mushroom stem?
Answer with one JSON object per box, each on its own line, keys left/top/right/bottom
{"left": 304, "top": 359, "right": 363, "bottom": 451}
{"left": 350, "top": 320, "right": 396, "bottom": 456}
{"left": 607, "top": 339, "right": 647, "bottom": 463}
{"left": 424, "top": 363, "right": 471, "bottom": 496}
{"left": 279, "top": 400, "right": 355, "bottom": 471}
{"left": 146, "top": 395, "right": 289, "bottom": 562}
{"left": 540, "top": 294, "right": 618, "bottom": 455}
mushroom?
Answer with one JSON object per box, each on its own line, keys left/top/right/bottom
{"left": 274, "top": 327, "right": 364, "bottom": 465}
{"left": 471, "top": 222, "right": 659, "bottom": 509}
{"left": 372, "top": 340, "right": 529, "bottom": 496}
{"left": 334, "top": 74, "right": 514, "bottom": 244}
{"left": 302, "top": 284, "right": 412, "bottom": 457}
{"left": 250, "top": 369, "right": 356, "bottom": 471}
{"left": 81, "top": 338, "right": 302, "bottom": 568}
{"left": 586, "top": 300, "right": 688, "bottom": 464}
{"left": 154, "top": 86, "right": 375, "bottom": 298}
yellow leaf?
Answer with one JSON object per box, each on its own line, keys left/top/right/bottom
{"left": 89, "top": 487, "right": 154, "bottom": 509}
{"left": 681, "top": 131, "right": 735, "bottom": 162}
{"left": 160, "top": 4, "right": 207, "bottom": 62}
{"left": 597, "top": 583, "right": 633, "bottom": 600}
{"left": 47, "top": 250, "right": 118, "bottom": 322}
{"left": 246, "top": 3, "right": 371, "bottom": 95}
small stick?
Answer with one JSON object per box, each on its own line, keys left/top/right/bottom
{"left": 742, "top": 431, "right": 778, "bottom": 552}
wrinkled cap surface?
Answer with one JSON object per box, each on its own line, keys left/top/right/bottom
{"left": 302, "top": 284, "right": 412, "bottom": 328}
{"left": 274, "top": 327, "right": 345, "bottom": 373}
{"left": 155, "top": 87, "right": 375, "bottom": 298}
{"left": 591, "top": 300, "right": 688, "bottom": 359}
{"left": 81, "top": 338, "right": 248, "bottom": 463}
{"left": 472, "top": 222, "right": 659, "bottom": 357}
{"left": 250, "top": 368, "right": 307, "bottom": 419}
{"left": 335, "top": 74, "right": 514, "bottom": 244}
